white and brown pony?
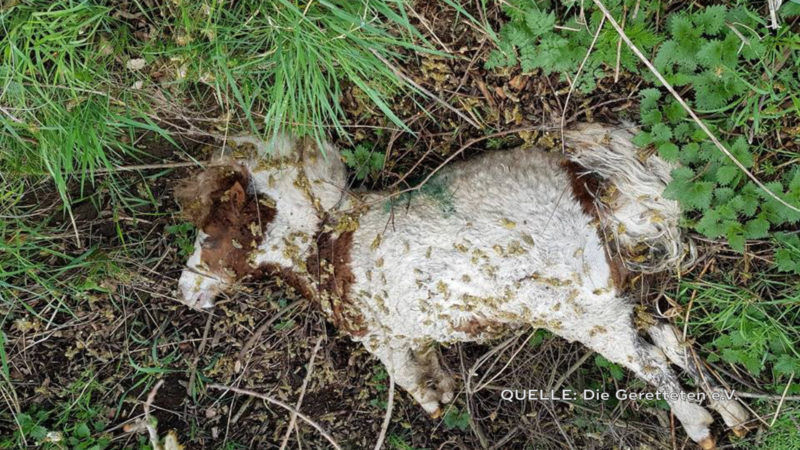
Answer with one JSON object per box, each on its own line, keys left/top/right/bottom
{"left": 175, "top": 124, "right": 750, "bottom": 448}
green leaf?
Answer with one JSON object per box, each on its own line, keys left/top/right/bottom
{"left": 0, "top": 331, "right": 8, "bottom": 379}
{"left": 505, "top": 22, "right": 531, "bottom": 48}
{"left": 639, "top": 88, "right": 662, "bottom": 112}
{"left": 519, "top": 44, "right": 539, "bottom": 72}
{"left": 654, "top": 40, "right": 680, "bottom": 72}
{"left": 650, "top": 123, "right": 673, "bottom": 142}
{"left": 594, "top": 354, "right": 624, "bottom": 380}
{"left": 485, "top": 49, "right": 510, "bottom": 69}
{"left": 714, "top": 187, "right": 735, "bottom": 203}
{"left": 696, "top": 209, "right": 724, "bottom": 237}
{"left": 658, "top": 142, "right": 679, "bottom": 161}
{"left": 774, "top": 233, "right": 800, "bottom": 273}
{"left": 664, "top": 167, "right": 694, "bottom": 201}
{"left": 716, "top": 165, "right": 739, "bottom": 185}
{"left": 730, "top": 137, "right": 754, "bottom": 168}
{"left": 31, "top": 425, "right": 48, "bottom": 441}
{"left": 75, "top": 422, "right": 91, "bottom": 439}
{"left": 694, "top": 5, "right": 727, "bottom": 34}
{"left": 525, "top": 9, "right": 555, "bottom": 36}
{"left": 679, "top": 142, "right": 699, "bottom": 164}
{"left": 789, "top": 169, "right": 800, "bottom": 193}
{"left": 673, "top": 123, "right": 691, "bottom": 140}
{"left": 443, "top": 408, "right": 470, "bottom": 430}
{"left": 774, "top": 355, "right": 800, "bottom": 376}
{"left": 663, "top": 100, "right": 687, "bottom": 123}
{"left": 731, "top": 184, "right": 761, "bottom": 216}
{"left": 608, "top": 363, "right": 624, "bottom": 380}
{"left": 641, "top": 109, "right": 663, "bottom": 125}
{"left": 744, "top": 217, "right": 770, "bottom": 239}
{"left": 693, "top": 70, "right": 737, "bottom": 110}
{"left": 725, "top": 221, "right": 746, "bottom": 252}
{"left": 774, "top": 248, "right": 800, "bottom": 273}
{"left": 683, "top": 181, "right": 715, "bottom": 210}
{"left": 696, "top": 39, "right": 725, "bottom": 68}
{"left": 669, "top": 14, "right": 696, "bottom": 42}
{"left": 632, "top": 131, "right": 653, "bottom": 147}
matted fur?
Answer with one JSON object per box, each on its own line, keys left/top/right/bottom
{"left": 563, "top": 122, "right": 696, "bottom": 272}
{"left": 175, "top": 125, "right": 749, "bottom": 447}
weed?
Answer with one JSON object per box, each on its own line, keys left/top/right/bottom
{"left": 739, "top": 409, "right": 800, "bottom": 450}
{"left": 0, "top": 371, "right": 113, "bottom": 449}
{"left": 442, "top": 406, "right": 470, "bottom": 431}
{"left": 387, "top": 433, "right": 430, "bottom": 450}
{"left": 594, "top": 354, "right": 624, "bottom": 381}
{"left": 485, "top": 2, "right": 799, "bottom": 439}
{"left": 681, "top": 273, "right": 800, "bottom": 383}
{"left": 165, "top": 223, "right": 196, "bottom": 258}
{"left": 488, "top": 1, "right": 800, "bottom": 251}
{"left": 527, "top": 328, "right": 552, "bottom": 348}
{"left": 632, "top": 6, "right": 800, "bottom": 251}
{"left": 342, "top": 143, "right": 386, "bottom": 181}
{"left": 486, "top": 0, "right": 661, "bottom": 92}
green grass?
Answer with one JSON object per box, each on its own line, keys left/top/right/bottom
{"left": 682, "top": 273, "right": 800, "bottom": 384}
{"left": 1, "top": 2, "right": 432, "bottom": 446}
{"left": 146, "top": 0, "right": 430, "bottom": 140}
{"left": 1, "top": 0, "right": 431, "bottom": 205}
{"left": 0, "top": 1, "right": 161, "bottom": 203}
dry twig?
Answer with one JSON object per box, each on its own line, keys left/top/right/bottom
{"left": 373, "top": 374, "right": 395, "bottom": 450}
{"left": 123, "top": 379, "right": 165, "bottom": 450}
{"left": 560, "top": 15, "right": 606, "bottom": 151}
{"left": 208, "top": 383, "right": 343, "bottom": 450}
{"left": 279, "top": 335, "right": 325, "bottom": 450}
{"left": 770, "top": 373, "right": 794, "bottom": 427}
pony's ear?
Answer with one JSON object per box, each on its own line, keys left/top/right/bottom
{"left": 174, "top": 163, "right": 248, "bottom": 227}
{"left": 229, "top": 181, "right": 246, "bottom": 210}
{"left": 175, "top": 175, "right": 212, "bottom": 227}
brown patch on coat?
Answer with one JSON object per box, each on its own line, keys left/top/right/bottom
{"left": 306, "top": 229, "right": 366, "bottom": 336}
{"left": 177, "top": 164, "right": 277, "bottom": 281}
{"left": 451, "top": 317, "right": 501, "bottom": 337}
{"left": 175, "top": 162, "right": 245, "bottom": 226}
{"left": 259, "top": 264, "right": 316, "bottom": 301}
{"left": 560, "top": 160, "right": 602, "bottom": 218}
{"left": 606, "top": 253, "right": 629, "bottom": 289}
{"left": 560, "top": 160, "right": 628, "bottom": 288}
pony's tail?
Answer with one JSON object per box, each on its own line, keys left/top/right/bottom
{"left": 562, "top": 122, "right": 695, "bottom": 273}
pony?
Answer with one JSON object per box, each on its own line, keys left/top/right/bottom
{"left": 175, "top": 124, "right": 750, "bottom": 448}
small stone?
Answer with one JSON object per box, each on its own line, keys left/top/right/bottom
{"left": 126, "top": 58, "right": 146, "bottom": 71}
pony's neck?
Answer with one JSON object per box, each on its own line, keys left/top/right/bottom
{"left": 231, "top": 134, "right": 348, "bottom": 269}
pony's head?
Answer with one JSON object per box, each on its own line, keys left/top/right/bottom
{"left": 175, "top": 161, "right": 276, "bottom": 307}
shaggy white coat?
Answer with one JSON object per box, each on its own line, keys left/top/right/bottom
{"left": 177, "top": 124, "right": 749, "bottom": 448}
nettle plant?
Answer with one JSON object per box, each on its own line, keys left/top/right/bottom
{"left": 633, "top": 6, "right": 800, "bottom": 261}
{"left": 637, "top": 88, "right": 800, "bottom": 259}
{"left": 488, "top": 1, "right": 800, "bottom": 268}
{"left": 485, "top": 0, "right": 661, "bottom": 92}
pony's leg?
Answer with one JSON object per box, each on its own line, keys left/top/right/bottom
{"left": 364, "top": 338, "right": 455, "bottom": 417}
{"left": 648, "top": 322, "right": 751, "bottom": 435}
{"left": 552, "top": 300, "right": 716, "bottom": 448}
